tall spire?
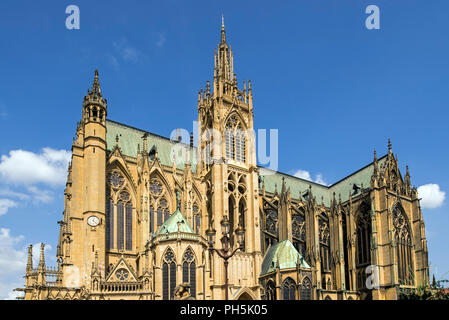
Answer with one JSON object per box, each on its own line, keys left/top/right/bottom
{"left": 388, "top": 138, "right": 392, "bottom": 153}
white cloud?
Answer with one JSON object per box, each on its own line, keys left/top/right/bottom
{"left": 418, "top": 184, "right": 446, "bottom": 209}
{"left": 156, "top": 33, "right": 166, "bottom": 48}
{"left": 0, "top": 199, "right": 18, "bottom": 216}
{"left": 293, "top": 169, "right": 328, "bottom": 186}
{"left": 0, "top": 228, "right": 26, "bottom": 275}
{"left": 0, "top": 228, "right": 26, "bottom": 300}
{"left": 0, "top": 148, "right": 71, "bottom": 186}
{"left": 0, "top": 188, "right": 30, "bottom": 200}
{"left": 113, "top": 39, "right": 140, "bottom": 63}
{"left": 0, "top": 228, "right": 55, "bottom": 299}
{"left": 27, "top": 186, "right": 53, "bottom": 204}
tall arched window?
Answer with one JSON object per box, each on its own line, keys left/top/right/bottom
{"left": 393, "top": 207, "right": 414, "bottom": 286}
{"left": 106, "top": 171, "right": 134, "bottom": 252}
{"left": 225, "top": 115, "right": 246, "bottom": 163}
{"left": 106, "top": 197, "right": 114, "bottom": 249}
{"left": 319, "top": 216, "right": 330, "bottom": 272}
{"left": 282, "top": 277, "right": 296, "bottom": 300}
{"left": 292, "top": 211, "right": 306, "bottom": 260}
{"left": 149, "top": 178, "right": 171, "bottom": 232}
{"left": 125, "top": 202, "right": 133, "bottom": 251}
{"left": 117, "top": 201, "right": 124, "bottom": 251}
{"left": 162, "top": 249, "right": 176, "bottom": 300}
{"left": 149, "top": 206, "right": 154, "bottom": 234}
{"left": 238, "top": 198, "right": 246, "bottom": 250}
{"left": 193, "top": 203, "right": 201, "bottom": 234}
{"left": 356, "top": 202, "right": 371, "bottom": 289}
{"left": 265, "top": 280, "right": 276, "bottom": 300}
{"left": 182, "top": 248, "right": 196, "bottom": 298}
{"left": 262, "top": 201, "right": 279, "bottom": 254}
{"left": 228, "top": 196, "right": 235, "bottom": 248}
{"left": 300, "top": 277, "right": 312, "bottom": 300}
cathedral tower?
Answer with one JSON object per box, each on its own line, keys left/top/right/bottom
{"left": 198, "top": 18, "right": 262, "bottom": 299}
{"left": 59, "top": 70, "right": 108, "bottom": 287}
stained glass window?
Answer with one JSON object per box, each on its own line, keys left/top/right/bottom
{"left": 300, "top": 277, "right": 312, "bottom": 300}
{"left": 162, "top": 249, "right": 176, "bottom": 300}
{"left": 117, "top": 201, "right": 124, "bottom": 251}
{"left": 282, "top": 277, "right": 296, "bottom": 300}
{"left": 182, "top": 249, "right": 196, "bottom": 298}
{"left": 125, "top": 202, "right": 132, "bottom": 251}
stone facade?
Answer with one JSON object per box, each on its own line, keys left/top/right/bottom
{"left": 18, "top": 21, "right": 429, "bottom": 300}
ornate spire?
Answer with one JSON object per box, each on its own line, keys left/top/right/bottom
{"left": 388, "top": 138, "right": 392, "bottom": 153}
{"left": 220, "top": 14, "right": 226, "bottom": 45}
{"left": 26, "top": 245, "right": 33, "bottom": 272}
{"left": 91, "top": 69, "right": 101, "bottom": 96}
{"left": 38, "top": 243, "right": 45, "bottom": 271}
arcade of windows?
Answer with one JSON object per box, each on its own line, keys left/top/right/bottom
{"left": 106, "top": 171, "right": 133, "bottom": 251}
{"left": 162, "top": 248, "right": 197, "bottom": 300}
{"left": 264, "top": 277, "right": 312, "bottom": 300}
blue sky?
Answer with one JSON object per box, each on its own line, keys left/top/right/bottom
{"left": 0, "top": 0, "right": 448, "bottom": 298}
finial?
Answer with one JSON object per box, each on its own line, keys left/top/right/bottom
{"left": 115, "top": 134, "right": 119, "bottom": 146}
{"left": 26, "top": 245, "right": 33, "bottom": 271}
{"left": 388, "top": 138, "right": 392, "bottom": 152}
{"left": 374, "top": 149, "right": 377, "bottom": 161}
{"left": 38, "top": 243, "right": 46, "bottom": 270}
{"left": 220, "top": 14, "right": 227, "bottom": 44}
{"left": 91, "top": 69, "right": 101, "bottom": 95}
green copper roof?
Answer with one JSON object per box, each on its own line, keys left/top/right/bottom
{"left": 106, "top": 119, "right": 197, "bottom": 172}
{"left": 259, "top": 155, "right": 387, "bottom": 206}
{"left": 260, "top": 240, "right": 310, "bottom": 276}
{"left": 158, "top": 208, "right": 195, "bottom": 235}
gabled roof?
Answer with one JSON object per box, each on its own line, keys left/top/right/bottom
{"left": 260, "top": 240, "right": 310, "bottom": 276}
{"left": 106, "top": 119, "right": 387, "bottom": 206}
{"left": 259, "top": 155, "right": 387, "bottom": 206}
{"left": 158, "top": 208, "right": 195, "bottom": 235}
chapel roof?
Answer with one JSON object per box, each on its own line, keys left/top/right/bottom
{"left": 157, "top": 207, "right": 195, "bottom": 235}
{"left": 260, "top": 240, "right": 310, "bottom": 276}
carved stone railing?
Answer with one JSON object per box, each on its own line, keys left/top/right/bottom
{"left": 98, "top": 281, "right": 143, "bottom": 293}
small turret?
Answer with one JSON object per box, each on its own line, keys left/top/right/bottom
{"left": 82, "top": 70, "right": 107, "bottom": 125}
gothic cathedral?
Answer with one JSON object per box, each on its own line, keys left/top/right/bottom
{"left": 19, "top": 21, "right": 429, "bottom": 300}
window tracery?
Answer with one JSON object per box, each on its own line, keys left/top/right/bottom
{"left": 162, "top": 249, "right": 176, "bottom": 300}
{"left": 225, "top": 114, "right": 246, "bottom": 163}
{"left": 106, "top": 170, "right": 134, "bottom": 252}
{"left": 319, "top": 217, "right": 330, "bottom": 272}
{"left": 300, "top": 277, "right": 312, "bottom": 300}
{"left": 282, "top": 277, "right": 296, "bottom": 300}
{"left": 182, "top": 248, "right": 196, "bottom": 298}
{"left": 148, "top": 177, "right": 171, "bottom": 234}
{"left": 393, "top": 206, "right": 414, "bottom": 285}
{"left": 292, "top": 212, "right": 306, "bottom": 260}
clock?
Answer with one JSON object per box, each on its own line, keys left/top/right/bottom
{"left": 87, "top": 215, "right": 100, "bottom": 227}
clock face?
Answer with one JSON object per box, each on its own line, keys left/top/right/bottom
{"left": 87, "top": 215, "right": 100, "bottom": 227}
